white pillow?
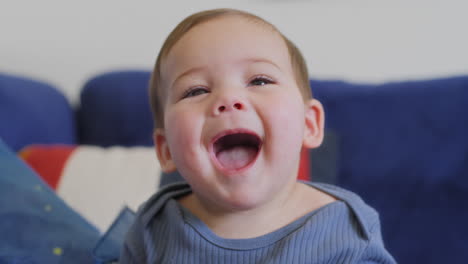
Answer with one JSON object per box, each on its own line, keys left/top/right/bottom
{"left": 58, "top": 146, "right": 160, "bottom": 233}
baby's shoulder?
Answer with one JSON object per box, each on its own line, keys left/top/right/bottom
{"left": 136, "top": 182, "right": 192, "bottom": 226}
{"left": 304, "top": 182, "right": 381, "bottom": 239}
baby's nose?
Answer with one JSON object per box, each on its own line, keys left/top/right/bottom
{"left": 218, "top": 102, "right": 243, "bottom": 112}
{"left": 214, "top": 100, "right": 245, "bottom": 115}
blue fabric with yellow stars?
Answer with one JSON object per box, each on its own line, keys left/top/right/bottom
{"left": 0, "top": 139, "right": 100, "bottom": 263}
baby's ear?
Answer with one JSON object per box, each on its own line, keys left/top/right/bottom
{"left": 154, "top": 129, "right": 177, "bottom": 173}
{"left": 303, "top": 99, "right": 325, "bottom": 149}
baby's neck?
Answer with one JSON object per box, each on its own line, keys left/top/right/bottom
{"left": 178, "top": 182, "right": 336, "bottom": 239}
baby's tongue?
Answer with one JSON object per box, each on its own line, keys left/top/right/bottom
{"left": 217, "top": 146, "right": 257, "bottom": 170}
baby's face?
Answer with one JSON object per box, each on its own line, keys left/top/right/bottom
{"left": 157, "top": 16, "right": 318, "bottom": 210}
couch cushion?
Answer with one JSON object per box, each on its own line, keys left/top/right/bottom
{"left": 312, "top": 76, "right": 468, "bottom": 263}
{"left": 0, "top": 73, "right": 76, "bottom": 151}
{"left": 78, "top": 71, "right": 153, "bottom": 146}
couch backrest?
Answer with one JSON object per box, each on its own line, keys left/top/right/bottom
{"left": 0, "top": 73, "right": 76, "bottom": 151}
{"left": 78, "top": 70, "right": 154, "bottom": 147}
{"left": 312, "top": 76, "right": 468, "bottom": 263}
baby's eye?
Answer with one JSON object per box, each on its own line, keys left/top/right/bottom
{"left": 249, "top": 76, "right": 274, "bottom": 86}
{"left": 182, "top": 87, "right": 209, "bottom": 99}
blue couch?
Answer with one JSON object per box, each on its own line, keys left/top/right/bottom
{"left": 1, "top": 71, "right": 467, "bottom": 263}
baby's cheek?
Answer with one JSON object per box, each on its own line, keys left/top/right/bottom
{"left": 272, "top": 95, "right": 305, "bottom": 146}
{"left": 165, "top": 111, "right": 194, "bottom": 152}
{"left": 275, "top": 93, "right": 304, "bottom": 125}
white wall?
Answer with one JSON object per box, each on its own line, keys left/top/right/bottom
{"left": 1, "top": 0, "right": 467, "bottom": 105}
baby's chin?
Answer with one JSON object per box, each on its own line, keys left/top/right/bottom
{"left": 203, "top": 184, "right": 277, "bottom": 213}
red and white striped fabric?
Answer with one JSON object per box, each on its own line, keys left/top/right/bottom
{"left": 20, "top": 145, "right": 161, "bottom": 232}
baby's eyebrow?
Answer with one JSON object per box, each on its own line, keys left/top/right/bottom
{"left": 171, "top": 66, "right": 206, "bottom": 88}
{"left": 242, "top": 58, "right": 282, "bottom": 72}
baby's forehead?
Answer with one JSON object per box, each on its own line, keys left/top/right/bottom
{"left": 165, "top": 16, "right": 287, "bottom": 66}
{"left": 158, "top": 14, "right": 292, "bottom": 92}
{"left": 193, "top": 15, "right": 279, "bottom": 40}
{"left": 168, "top": 14, "right": 281, "bottom": 55}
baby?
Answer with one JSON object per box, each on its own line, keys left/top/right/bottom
{"left": 121, "top": 8, "right": 396, "bottom": 263}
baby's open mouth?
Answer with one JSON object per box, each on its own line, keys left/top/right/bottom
{"left": 212, "top": 131, "right": 262, "bottom": 171}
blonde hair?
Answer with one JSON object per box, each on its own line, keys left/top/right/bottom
{"left": 149, "top": 8, "right": 312, "bottom": 129}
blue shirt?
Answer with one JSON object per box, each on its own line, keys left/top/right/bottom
{"left": 120, "top": 182, "right": 396, "bottom": 263}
